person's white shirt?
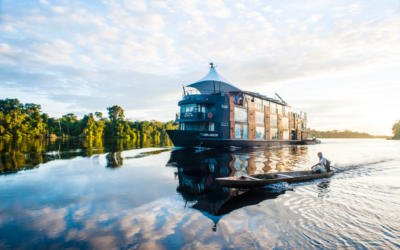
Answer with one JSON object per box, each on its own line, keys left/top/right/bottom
{"left": 319, "top": 157, "right": 327, "bottom": 170}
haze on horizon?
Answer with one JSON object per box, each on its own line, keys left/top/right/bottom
{"left": 0, "top": 0, "right": 399, "bottom": 135}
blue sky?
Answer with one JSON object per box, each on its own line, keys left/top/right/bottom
{"left": 0, "top": 0, "right": 399, "bottom": 135}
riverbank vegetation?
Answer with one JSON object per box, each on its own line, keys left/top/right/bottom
{"left": 307, "top": 128, "right": 389, "bottom": 139}
{"left": 391, "top": 120, "right": 400, "bottom": 139}
{"left": 0, "top": 98, "right": 178, "bottom": 140}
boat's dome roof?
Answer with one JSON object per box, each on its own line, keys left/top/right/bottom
{"left": 186, "top": 63, "right": 242, "bottom": 93}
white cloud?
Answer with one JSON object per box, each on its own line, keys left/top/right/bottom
{"left": 150, "top": 1, "right": 172, "bottom": 11}
{"left": 39, "top": 0, "right": 49, "bottom": 4}
{"left": 263, "top": 6, "right": 272, "bottom": 12}
{"left": 299, "top": 25, "right": 308, "bottom": 31}
{"left": 274, "top": 9, "right": 282, "bottom": 15}
{"left": 286, "top": 18, "right": 297, "bottom": 23}
{"left": 335, "top": 20, "right": 352, "bottom": 28}
{"left": 107, "top": 7, "right": 139, "bottom": 29}
{"left": 235, "top": 3, "right": 247, "bottom": 10}
{"left": 35, "top": 39, "right": 75, "bottom": 64}
{"left": 212, "top": 8, "right": 231, "bottom": 18}
{"left": 334, "top": 2, "right": 361, "bottom": 13}
{"left": 201, "top": 0, "right": 231, "bottom": 18}
{"left": 333, "top": 13, "right": 345, "bottom": 18}
{"left": 244, "top": 11, "right": 262, "bottom": 19}
{"left": 51, "top": 6, "right": 68, "bottom": 14}
{"left": 97, "top": 26, "right": 121, "bottom": 41}
{"left": 0, "top": 25, "right": 18, "bottom": 34}
{"left": 139, "top": 13, "right": 165, "bottom": 31}
{"left": 305, "top": 14, "right": 323, "bottom": 23}
{"left": 180, "top": 15, "right": 214, "bottom": 35}
{"left": 123, "top": 0, "right": 147, "bottom": 11}
{"left": 0, "top": 44, "right": 14, "bottom": 55}
{"left": 80, "top": 55, "right": 93, "bottom": 65}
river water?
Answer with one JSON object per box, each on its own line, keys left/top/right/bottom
{"left": 0, "top": 138, "right": 399, "bottom": 249}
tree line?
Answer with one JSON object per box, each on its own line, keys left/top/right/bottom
{"left": 392, "top": 120, "right": 400, "bottom": 139}
{"left": 307, "top": 128, "right": 389, "bottom": 139}
{"left": 0, "top": 98, "right": 178, "bottom": 140}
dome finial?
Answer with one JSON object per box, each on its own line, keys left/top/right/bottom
{"left": 210, "top": 62, "right": 214, "bottom": 68}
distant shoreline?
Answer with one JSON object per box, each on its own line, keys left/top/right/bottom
{"left": 314, "top": 138, "right": 389, "bottom": 139}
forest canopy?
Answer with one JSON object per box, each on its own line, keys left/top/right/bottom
{"left": 0, "top": 98, "right": 178, "bottom": 140}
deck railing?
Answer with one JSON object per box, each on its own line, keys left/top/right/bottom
{"left": 182, "top": 90, "right": 229, "bottom": 98}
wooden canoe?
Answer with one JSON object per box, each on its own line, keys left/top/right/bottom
{"left": 216, "top": 170, "right": 334, "bottom": 189}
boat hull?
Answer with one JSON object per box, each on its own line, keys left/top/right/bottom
{"left": 166, "top": 130, "right": 315, "bottom": 148}
{"left": 216, "top": 170, "right": 334, "bottom": 189}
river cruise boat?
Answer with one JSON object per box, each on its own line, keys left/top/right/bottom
{"left": 167, "top": 63, "right": 312, "bottom": 148}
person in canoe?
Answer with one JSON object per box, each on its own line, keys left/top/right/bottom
{"left": 311, "top": 152, "right": 330, "bottom": 173}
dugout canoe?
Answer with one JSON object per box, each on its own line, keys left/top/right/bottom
{"left": 216, "top": 170, "right": 334, "bottom": 189}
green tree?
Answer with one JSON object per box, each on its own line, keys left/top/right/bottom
{"left": 392, "top": 120, "right": 400, "bottom": 139}
{"left": 62, "top": 113, "right": 78, "bottom": 135}
{"left": 95, "top": 112, "right": 102, "bottom": 121}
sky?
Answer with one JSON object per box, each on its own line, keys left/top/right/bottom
{"left": 0, "top": 0, "right": 399, "bottom": 135}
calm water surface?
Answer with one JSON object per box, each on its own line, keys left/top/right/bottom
{"left": 0, "top": 138, "right": 399, "bottom": 249}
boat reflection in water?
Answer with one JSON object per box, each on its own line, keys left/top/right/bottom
{"left": 166, "top": 146, "right": 311, "bottom": 228}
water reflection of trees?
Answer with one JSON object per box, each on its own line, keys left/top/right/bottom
{"left": 106, "top": 152, "right": 123, "bottom": 168}
{"left": 0, "top": 137, "right": 173, "bottom": 174}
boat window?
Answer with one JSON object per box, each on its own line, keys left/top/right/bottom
{"left": 283, "top": 129, "right": 289, "bottom": 140}
{"left": 255, "top": 98, "right": 264, "bottom": 111}
{"left": 180, "top": 104, "right": 202, "bottom": 113}
{"left": 285, "top": 106, "right": 291, "bottom": 116}
{"left": 256, "top": 126, "right": 265, "bottom": 139}
{"left": 277, "top": 104, "right": 283, "bottom": 115}
{"left": 234, "top": 107, "right": 248, "bottom": 122}
{"left": 282, "top": 117, "right": 289, "bottom": 128}
{"left": 235, "top": 124, "right": 248, "bottom": 139}
{"left": 255, "top": 111, "right": 264, "bottom": 124}
{"left": 209, "top": 122, "right": 215, "bottom": 131}
{"left": 180, "top": 122, "right": 185, "bottom": 130}
{"left": 270, "top": 114, "right": 278, "bottom": 126}
{"left": 270, "top": 103, "right": 277, "bottom": 114}
{"left": 185, "top": 122, "right": 201, "bottom": 130}
{"left": 270, "top": 128, "right": 279, "bottom": 139}
{"left": 198, "top": 104, "right": 205, "bottom": 113}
